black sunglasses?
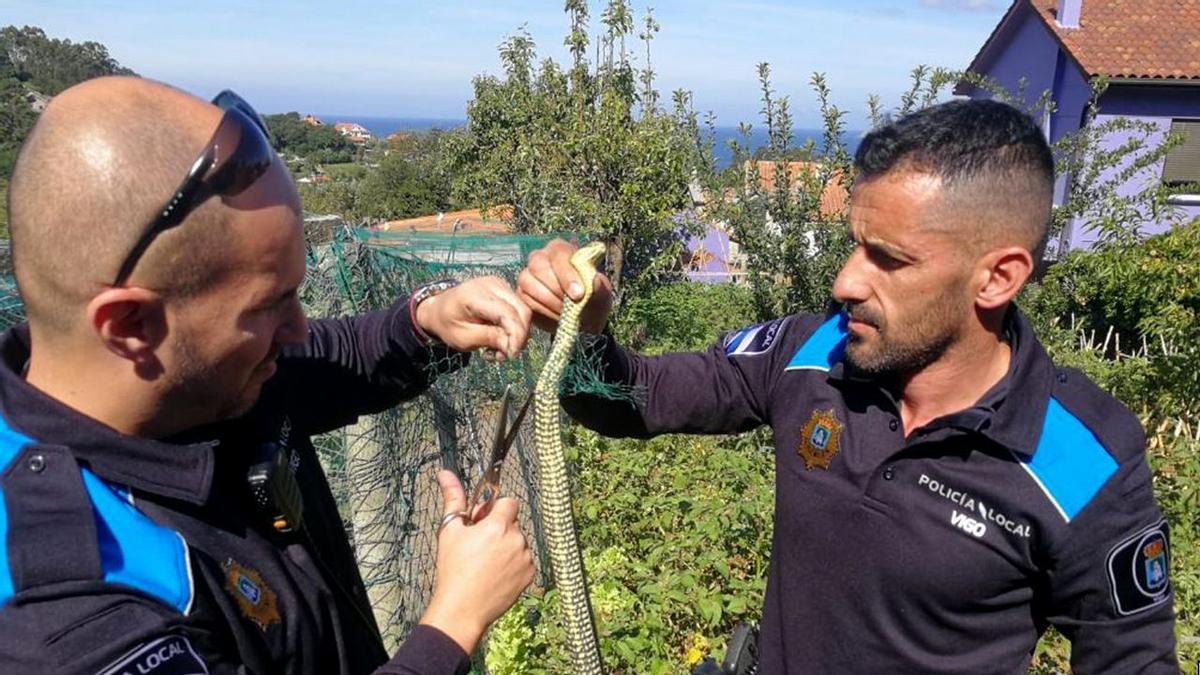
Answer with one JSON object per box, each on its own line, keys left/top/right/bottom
{"left": 111, "top": 90, "right": 274, "bottom": 287}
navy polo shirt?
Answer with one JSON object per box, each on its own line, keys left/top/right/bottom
{"left": 564, "top": 306, "right": 1178, "bottom": 673}
{"left": 0, "top": 299, "right": 471, "bottom": 675}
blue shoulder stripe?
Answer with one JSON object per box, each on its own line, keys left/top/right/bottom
{"left": 785, "top": 313, "right": 848, "bottom": 372}
{"left": 0, "top": 415, "right": 34, "bottom": 605}
{"left": 82, "top": 470, "right": 194, "bottom": 614}
{"left": 1018, "top": 398, "right": 1118, "bottom": 522}
{"left": 0, "top": 414, "right": 192, "bottom": 613}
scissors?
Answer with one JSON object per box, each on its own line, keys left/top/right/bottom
{"left": 466, "top": 384, "right": 533, "bottom": 518}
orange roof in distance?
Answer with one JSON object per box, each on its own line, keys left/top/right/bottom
{"left": 378, "top": 206, "right": 514, "bottom": 234}
{"left": 747, "top": 160, "right": 850, "bottom": 218}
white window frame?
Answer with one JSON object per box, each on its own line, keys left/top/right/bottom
{"left": 1163, "top": 117, "right": 1200, "bottom": 205}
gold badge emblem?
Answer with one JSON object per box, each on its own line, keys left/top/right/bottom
{"left": 798, "top": 409, "right": 843, "bottom": 470}
{"left": 223, "top": 559, "right": 280, "bottom": 630}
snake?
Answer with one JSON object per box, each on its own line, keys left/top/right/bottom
{"left": 532, "top": 240, "right": 607, "bottom": 674}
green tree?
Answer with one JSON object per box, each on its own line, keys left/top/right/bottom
{"left": 0, "top": 26, "right": 134, "bottom": 96}
{"left": 352, "top": 149, "right": 450, "bottom": 221}
{"left": 447, "top": 1, "right": 706, "bottom": 301}
{"left": 0, "top": 78, "right": 36, "bottom": 177}
{"left": 263, "top": 112, "right": 356, "bottom": 164}
{"left": 708, "top": 65, "right": 856, "bottom": 320}
{"left": 0, "top": 26, "right": 135, "bottom": 180}
{"left": 295, "top": 130, "right": 461, "bottom": 222}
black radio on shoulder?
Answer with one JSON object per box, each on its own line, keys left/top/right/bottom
{"left": 246, "top": 442, "right": 305, "bottom": 534}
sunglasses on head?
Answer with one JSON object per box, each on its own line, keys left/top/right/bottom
{"left": 111, "top": 90, "right": 274, "bottom": 287}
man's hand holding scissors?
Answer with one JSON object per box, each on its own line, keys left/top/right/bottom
{"left": 417, "top": 386, "right": 536, "bottom": 655}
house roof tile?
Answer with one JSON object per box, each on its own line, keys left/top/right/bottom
{"left": 748, "top": 161, "right": 850, "bottom": 218}
{"left": 378, "top": 206, "right": 514, "bottom": 234}
{"left": 1032, "top": 0, "right": 1200, "bottom": 81}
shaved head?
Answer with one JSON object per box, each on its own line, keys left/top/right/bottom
{"left": 8, "top": 76, "right": 234, "bottom": 337}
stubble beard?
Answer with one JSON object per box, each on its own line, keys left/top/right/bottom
{"left": 843, "top": 289, "right": 965, "bottom": 378}
{"left": 166, "top": 331, "right": 253, "bottom": 423}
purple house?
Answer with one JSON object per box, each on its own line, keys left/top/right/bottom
{"left": 956, "top": 0, "right": 1200, "bottom": 250}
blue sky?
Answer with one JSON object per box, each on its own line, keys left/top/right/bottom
{"left": 1, "top": 0, "right": 1010, "bottom": 128}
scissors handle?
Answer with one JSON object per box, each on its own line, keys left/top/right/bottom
{"left": 462, "top": 387, "right": 533, "bottom": 519}
{"left": 466, "top": 466, "right": 502, "bottom": 516}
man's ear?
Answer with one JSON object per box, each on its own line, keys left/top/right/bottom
{"left": 974, "top": 246, "right": 1034, "bottom": 310}
{"left": 86, "top": 288, "right": 168, "bottom": 362}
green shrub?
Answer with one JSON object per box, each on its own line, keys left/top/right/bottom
{"left": 263, "top": 112, "right": 356, "bottom": 164}
{"left": 1022, "top": 222, "right": 1200, "bottom": 671}
{"left": 1023, "top": 219, "right": 1200, "bottom": 418}
{"left": 486, "top": 429, "right": 774, "bottom": 674}
{"left": 1147, "top": 418, "right": 1200, "bottom": 672}
{"left": 612, "top": 281, "right": 757, "bottom": 355}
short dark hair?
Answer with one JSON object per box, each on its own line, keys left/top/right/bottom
{"left": 855, "top": 99, "right": 1053, "bottom": 185}
{"left": 854, "top": 99, "right": 1055, "bottom": 259}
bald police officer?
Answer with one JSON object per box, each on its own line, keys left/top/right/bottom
{"left": 0, "top": 76, "right": 535, "bottom": 674}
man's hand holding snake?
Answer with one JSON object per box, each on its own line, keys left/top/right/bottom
{"left": 517, "top": 239, "right": 613, "bottom": 334}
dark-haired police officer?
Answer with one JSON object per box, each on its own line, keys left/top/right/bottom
{"left": 519, "top": 99, "right": 1178, "bottom": 673}
{"left": 0, "top": 76, "right": 534, "bottom": 674}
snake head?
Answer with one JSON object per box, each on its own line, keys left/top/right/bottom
{"left": 569, "top": 241, "right": 607, "bottom": 301}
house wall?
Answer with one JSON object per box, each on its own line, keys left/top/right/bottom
{"left": 1064, "top": 86, "right": 1200, "bottom": 248}
{"left": 975, "top": 7, "right": 1059, "bottom": 109}
{"left": 686, "top": 223, "right": 739, "bottom": 283}
{"left": 967, "top": 8, "right": 1200, "bottom": 250}
{"left": 966, "top": 6, "right": 1091, "bottom": 206}
{"left": 1048, "top": 53, "right": 1094, "bottom": 209}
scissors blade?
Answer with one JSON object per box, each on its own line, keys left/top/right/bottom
{"left": 469, "top": 388, "right": 531, "bottom": 513}
{"left": 468, "top": 384, "right": 535, "bottom": 504}
{"left": 489, "top": 385, "right": 513, "bottom": 463}
{"left": 494, "top": 390, "right": 533, "bottom": 466}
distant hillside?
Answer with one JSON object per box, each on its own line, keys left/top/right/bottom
{"left": 0, "top": 25, "right": 136, "bottom": 179}
{"left": 264, "top": 112, "right": 357, "bottom": 165}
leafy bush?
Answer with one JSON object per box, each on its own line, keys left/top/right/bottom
{"left": 486, "top": 429, "right": 774, "bottom": 674}
{"left": 1147, "top": 418, "right": 1200, "bottom": 672}
{"left": 446, "top": 1, "right": 707, "bottom": 301}
{"left": 1023, "top": 218, "right": 1200, "bottom": 418}
{"left": 612, "top": 281, "right": 757, "bottom": 354}
{"left": 294, "top": 130, "right": 461, "bottom": 222}
{"left": 353, "top": 145, "right": 456, "bottom": 221}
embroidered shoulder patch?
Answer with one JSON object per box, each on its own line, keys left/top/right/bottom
{"left": 1106, "top": 519, "right": 1171, "bottom": 616}
{"left": 97, "top": 634, "right": 208, "bottom": 675}
{"left": 724, "top": 318, "right": 789, "bottom": 357}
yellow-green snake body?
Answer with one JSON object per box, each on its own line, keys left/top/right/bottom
{"left": 533, "top": 241, "right": 606, "bottom": 673}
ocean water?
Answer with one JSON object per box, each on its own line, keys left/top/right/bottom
{"left": 322, "top": 115, "right": 861, "bottom": 168}
{"left": 316, "top": 115, "right": 466, "bottom": 137}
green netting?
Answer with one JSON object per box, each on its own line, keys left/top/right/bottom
{"left": 303, "top": 225, "right": 564, "bottom": 653}
{"left": 0, "top": 244, "right": 23, "bottom": 330}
